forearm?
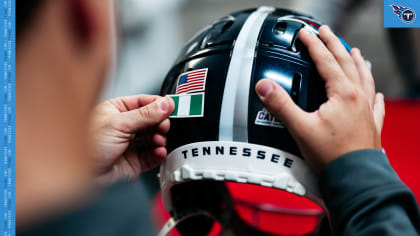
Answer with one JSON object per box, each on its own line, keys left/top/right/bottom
{"left": 320, "top": 149, "right": 420, "bottom": 235}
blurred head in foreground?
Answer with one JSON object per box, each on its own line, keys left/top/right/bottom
{"left": 17, "top": 0, "right": 115, "bottom": 228}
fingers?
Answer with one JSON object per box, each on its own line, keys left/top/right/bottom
{"left": 351, "top": 48, "right": 376, "bottom": 107}
{"left": 127, "top": 147, "right": 167, "bottom": 174}
{"left": 299, "top": 28, "right": 347, "bottom": 87}
{"left": 157, "top": 119, "right": 171, "bottom": 134}
{"left": 255, "top": 79, "right": 310, "bottom": 133}
{"left": 137, "top": 132, "right": 166, "bottom": 147}
{"left": 122, "top": 147, "right": 167, "bottom": 178}
{"left": 318, "top": 26, "right": 359, "bottom": 83}
{"left": 138, "top": 119, "right": 169, "bottom": 147}
{"left": 140, "top": 147, "right": 167, "bottom": 172}
{"left": 109, "top": 95, "right": 161, "bottom": 112}
{"left": 116, "top": 97, "right": 175, "bottom": 133}
{"left": 136, "top": 119, "right": 170, "bottom": 145}
{"left": 373, "top": 93, "right": 385, "bottom": 133}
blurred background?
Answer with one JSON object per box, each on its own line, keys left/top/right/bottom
{"left": 102, "top": 0, "right": 420, "bottom": 101}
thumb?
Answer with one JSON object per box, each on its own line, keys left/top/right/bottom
{"left": 255, "top": 79, "right": 309, "bottom": 133}
{"left": 117, "top": 97, "right": 174, "bottom": 133}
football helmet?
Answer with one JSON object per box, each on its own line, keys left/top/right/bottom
{"left": 158, "top": 6, "right": 351, "bottom": 236}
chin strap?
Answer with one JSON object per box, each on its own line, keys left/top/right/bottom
{"left": 157, "top": 211, "right": 215, "bottom": 236}
{"left": 157, "top": 205, "right": 332, "bottom": 236}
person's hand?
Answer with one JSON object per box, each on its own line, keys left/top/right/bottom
{"left": 255, "top": 26, "right": 385, "bottom": 173}
{"left": 89, "top": 95, "right": 175, "bottom": 185}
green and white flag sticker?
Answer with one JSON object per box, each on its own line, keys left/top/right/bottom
{"left": 169, "top": 93, "right": 204, "bottom": 118}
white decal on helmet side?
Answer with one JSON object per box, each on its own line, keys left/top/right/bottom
{"left": 255, "top": 108, "right": 285, "bottom": 128}
{"left": 219, "top": 6, "right": 275, "bottom": 142}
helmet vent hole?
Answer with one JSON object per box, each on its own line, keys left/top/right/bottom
{"left": 220, "top": 20, "right": 234, "bottom": 34}
{"left": 273, "top": 21, "right": 287, "bottom": 35}
{"left": 291, "top": 73, "right": 302, "bottom": 103}
{"left": 294, "top": 38, "right": 302, "bottom": 51}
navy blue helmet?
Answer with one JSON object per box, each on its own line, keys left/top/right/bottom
{"left": 158, "top": 7, "right": 350, "bottom": 236}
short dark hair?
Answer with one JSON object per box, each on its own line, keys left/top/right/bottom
{"left": 17, "top": 1, "right": 45, "bottom": 40}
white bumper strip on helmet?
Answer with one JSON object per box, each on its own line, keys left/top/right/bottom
{"left": 160, "top": 141, "right": 323, "bottom": 212}
{"left": 219, "top": 6, "right": 275, "bottom": 142}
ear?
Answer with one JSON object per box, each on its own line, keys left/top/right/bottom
{"left": 67, "top": 0, "right": 110, "bottom": 48}
{"left": 67, "top": 0, "right": 94, "bottom": 46}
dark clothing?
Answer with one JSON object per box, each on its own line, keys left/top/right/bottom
{"left": 320, "top": 149, "right": 420, "bottom": 235}
{"left": 19, "top": 181, "right": 155, "bottom": 236}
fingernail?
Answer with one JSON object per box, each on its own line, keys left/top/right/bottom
{"left": 322, "top": 25, "right": 331, "bottom": 32}
{"left": 256, "top": 81, "right": 274, "bottom": 98}
{"left": 300, "top": 27, "right": 309, "bottom": 35}
{"left": 365, "top": 60, "right": 372, "bottom": 70}
{"left": 156, "top": 97, "right": 169, "bottom": 113}
{"left": 300, "top": 27, "right": 317, "bottom": 37}
{"left": 352, "top": 48, "right": 361, "bottom": 55}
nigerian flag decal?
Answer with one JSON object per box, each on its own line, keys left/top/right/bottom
{"left": 169, "top": 93, "right": 204, "bottom": 118}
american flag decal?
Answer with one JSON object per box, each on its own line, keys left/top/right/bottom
{"left": 176, "top": 68, "right": 208, "bottom": 94}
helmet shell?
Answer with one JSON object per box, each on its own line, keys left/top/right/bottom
{"left": 158, "top": 7, "right": 348, "bottom": 235}
{"left": 161, "top": 8, "right": 326, "bottom": 158}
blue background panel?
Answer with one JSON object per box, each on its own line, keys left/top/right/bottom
{"left": 0, "top": 0, "right": 15, "bottom": 235}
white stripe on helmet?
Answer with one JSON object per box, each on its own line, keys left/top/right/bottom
{"left": 219, "top": 6, "right": 275, "bottom": 142}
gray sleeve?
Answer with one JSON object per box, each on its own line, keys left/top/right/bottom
{"left": 320, "top": 149, "right": 420, "bottom": 236}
